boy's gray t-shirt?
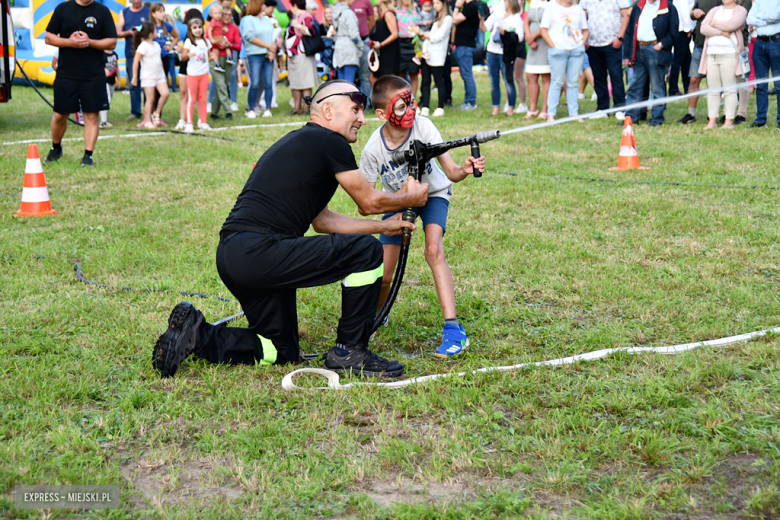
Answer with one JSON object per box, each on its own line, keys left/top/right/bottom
{"left": 360, "top": 116, "right": 453, "bottom": 202}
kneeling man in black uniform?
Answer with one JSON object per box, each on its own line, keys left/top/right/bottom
{"left": 153, "top": 80, "right": 429, "bottom": 378}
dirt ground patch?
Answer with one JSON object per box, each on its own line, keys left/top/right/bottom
{"left": 120, "top": 455, "right": 242, "bottom": 509}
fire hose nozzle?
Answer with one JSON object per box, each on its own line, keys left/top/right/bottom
{"left": 474, "top": 130, "right": 501, "bottom": 144}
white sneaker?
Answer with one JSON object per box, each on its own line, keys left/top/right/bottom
{"left": 502, "top": 103, "right": 510, "bottom": 113}
{"left": 578, "top": 93, "right": 585, "bottom": 100}
{"left": 198, "top": 121, "right": 213, "bottom": 130}
{"left": 245, "top": 109, "right": 257, "bottom": 119}
{"left": 262, "top": 109, "right": 272, "bottom": 118}
{"left": 184, "top": 123, "right": 194, "bottom": 133}
{"left": 432, "top": 107, "right": 445, "bottom": 117}
{"left": 231, "top": 102, "right": 239, "bottom": 112}
{"left": 420, "top": 107, "right": 430, "bottom": 116}
{"left": 591, "top": 112, "right": 608, "bottom": 119}
{"left": 591, "top": 93, "right": 598, "bottom": 101}
{"left": 174, "top": 119, "right": 186, "bottom": 130}
{"left": 516, "top": 103, "right": 529, "bottom": 114}
{"left": 615, "top": 111, "right": 626, "bottom": 121}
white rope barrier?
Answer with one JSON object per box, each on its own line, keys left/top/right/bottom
{"left": 281, "top": 326, "right": 780, "bottom": 390}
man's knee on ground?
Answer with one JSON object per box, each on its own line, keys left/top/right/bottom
{"left": 356, "top": 234, "right": 384, "bottom": 268}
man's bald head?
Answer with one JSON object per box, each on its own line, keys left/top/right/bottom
{"left": 308, "top": 80, "right": 363, "bottom": 117}
{"left": 307, "top": 80, "right": 366, "bottom": 143}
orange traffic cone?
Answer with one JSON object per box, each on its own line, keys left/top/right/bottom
{"left": 15, "top": 144, "right": 57, "bottom": 217}
{"left": 609, "top": 116, "right": 650, "bottom": 171}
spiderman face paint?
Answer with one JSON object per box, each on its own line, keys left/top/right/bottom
{"left": 387, "top": 90, "right": 417, "bottom": 129}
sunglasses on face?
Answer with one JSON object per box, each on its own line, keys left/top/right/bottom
{"left": 304, "top": 91, "right": 368, "bottom": 108}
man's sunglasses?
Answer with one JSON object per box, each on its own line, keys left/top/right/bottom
{"left": 304, "top": 91, "right": 368, "bottom": 108}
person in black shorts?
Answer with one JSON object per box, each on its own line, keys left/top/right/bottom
{"left": 152, "top": 80, "right": 430, "bottom": 380}
{"left": 44, "top": 0, "right": 117, "bottom": 167}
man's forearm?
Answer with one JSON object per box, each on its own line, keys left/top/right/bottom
{"left": 90, "top": 38, "right": 117, "bottom": 50}
{"left": 44, "top": 33, "right": 71, "bottom": 48}
{"left": 357, "top": 189, "right": 424, "bottom": 216}
{"left": 312, "top": 208, "right": 390, "bottom": 235}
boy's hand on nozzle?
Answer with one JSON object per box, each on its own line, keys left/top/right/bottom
{"left": 382, "top": 213, "right": 416, "bottom": 237}
{"left": 400, "top": 176, "right": 429, "bottom": 207}
{"left": 463, "top": 156, "right": 485, "bottom": 176}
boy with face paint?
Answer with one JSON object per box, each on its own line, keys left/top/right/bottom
{"left": 360, "top": 76, "right": 486, "bottom": 358}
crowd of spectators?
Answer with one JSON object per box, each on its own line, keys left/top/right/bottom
{"left": 105, "top": 0, "right": 780, "bottom": 129}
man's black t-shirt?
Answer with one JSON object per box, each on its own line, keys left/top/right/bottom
{"left": 454, "top": 1, "right": 480, "bottom": 48}
{"left": 46, "top": 0, "right": 117, "bottom": 80}
{"left": 222, "top": 123, "right": 359, "bottom": 238}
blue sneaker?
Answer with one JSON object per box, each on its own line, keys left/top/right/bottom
{"left": 435, "top": 322, "right": 469, "bottom": 358}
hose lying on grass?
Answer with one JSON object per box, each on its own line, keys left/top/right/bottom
{"left": 280, "top": 327, "right": 780, "bottom": 391}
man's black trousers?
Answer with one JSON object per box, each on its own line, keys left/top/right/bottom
{"left": 192, "top": 231, "right": 384, "bottom": 366}
{"left": 586, "top": 45, "right": 626, "bottom": 111}
{"left": 669, "top": 31, "right": 692, "bottom": 96}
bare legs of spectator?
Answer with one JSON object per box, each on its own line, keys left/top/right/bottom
{"left": 82, "top": 112, "right": 99, "bottom": 151}
{"left": 579, "top": 66, "right": 594, "bottom": 97}
{"left": 514, "top": 57, "right": 527, "bottom": 109}
{"left": 179, "top": 75, "right": 189, "bottom": 125}
{"left": 291, "top": 89, "right": 312, "bottom": 114}
{"left": 52, "top": 111, "right": 99, "bottom": 151}
{"left": 526, "top": 72, "right": 550, "bottom": 117}
{"left": 292, "top": 89, "right": 302, "bottom": 113}
{"left": 50, "top": 112, "right": 68, "bottom": 146}
{"left": 687, "top": 76, "right": 702, "bottom": 115}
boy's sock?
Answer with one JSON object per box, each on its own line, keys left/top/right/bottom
{"left": 444, "top": 318, "right": 459, "bottom": 326}
{"left": 84, "top": 149, "right": 93, "bottom": 159}
{"left": 52, "top": 142, "right": 63, "bottom": 153}
{"left": 688, "top": 107, "right": 696, "bottom": 117}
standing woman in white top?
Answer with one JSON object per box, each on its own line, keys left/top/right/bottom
{"left": 132, "top": 22, "right": 170, "bottom": 129}
{"left": 698, "top": 0, "right": 747, "bottom": 129}
{"left": 524, "top": 0, "right": 551, "bottom": 117}
{"left": 540, "top": 0, "right": 588, "bottom": 121}
{"left": 485, "top": 0, "right": 523, "bottom": 116}
{"left": 417, "top": 0, "right": 453, "bottom": 116}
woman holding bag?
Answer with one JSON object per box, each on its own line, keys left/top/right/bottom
{"left": 698, "top": 0, "right": 748, "bottom": 130}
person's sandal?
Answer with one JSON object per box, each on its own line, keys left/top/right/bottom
{"left": 524, "top": 110, "right": 539, "bottom": 119}
{"left": 152, "top": 113, "right": 161, "bottom": 127}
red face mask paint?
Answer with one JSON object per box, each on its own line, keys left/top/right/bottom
{"left": 387, "top": 90, "right": 417, "bottom": 129}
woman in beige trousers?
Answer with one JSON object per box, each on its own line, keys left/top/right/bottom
{"left": 698, "top": 0, "right": 748, "bottom": 129}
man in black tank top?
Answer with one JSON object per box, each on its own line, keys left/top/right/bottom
{"left": 152, "top": 80, "right": 429, "bottom": 380}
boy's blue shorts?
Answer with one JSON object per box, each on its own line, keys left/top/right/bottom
{"left": 379, "top": 196, "right": 449, "bottom": 245}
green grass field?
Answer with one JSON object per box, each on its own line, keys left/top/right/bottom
{"left": 1, "top": 74, "right": 779, "bottom": 519}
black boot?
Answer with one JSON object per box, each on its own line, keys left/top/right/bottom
{"left": 152, "top": 301, "right": 205, "bottom": 378}
{"left": 324, "top": 345, "right": 404, "bottom": 378}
